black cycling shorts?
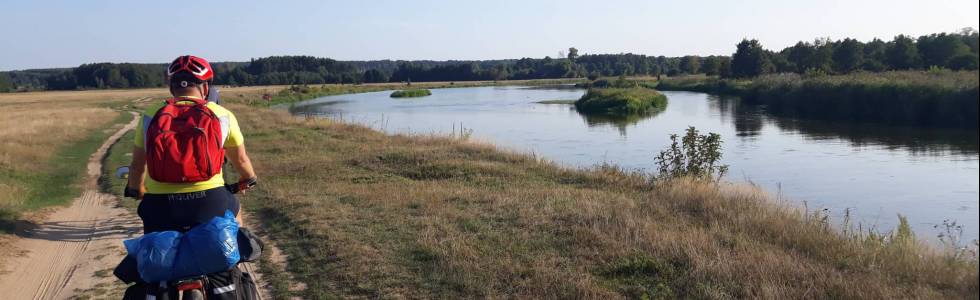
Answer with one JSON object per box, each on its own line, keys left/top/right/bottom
{"left": 138, "top": 186, "right": 240, "bottom": 233}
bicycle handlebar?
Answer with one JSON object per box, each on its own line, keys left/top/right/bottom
{"left": 124, "top": 178, "right": 257, "bottom": 199}
{"left": 224, "top": 177, "right": 258, "bottom": 194}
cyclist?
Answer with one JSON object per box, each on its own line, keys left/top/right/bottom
{"left": 125, "top": 55, "right": 256, "bottom": 232}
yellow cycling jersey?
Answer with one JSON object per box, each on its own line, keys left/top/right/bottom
{"left": 134, "top": 96, "right": 244, "bottom": 194}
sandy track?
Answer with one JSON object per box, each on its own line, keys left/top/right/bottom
{"left": 0, "top": 113, "right": 141, "bottom": 299}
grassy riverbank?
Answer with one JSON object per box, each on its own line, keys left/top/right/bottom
{"left": 391, "top": 89, "right": 432, "bottom": 98}
{"left": 224, "top": 78, "right": 586, "bottom": 107}
{"left": 232, "top": 102, "right": 977, "bottom": 299}
{"left": 657, "top": 71, "right": 979, "bottom": 128}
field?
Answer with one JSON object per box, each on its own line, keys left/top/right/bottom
{"left": 227, "top": 98, "right": 977, "bottom": 299}
{"left": 0, "top": 89, "right": 171, "bottom": 232}
{"left": 3, "top": 85, "right": 977, "bottom": 299}
{"left": 0, "top": 86, "right": 281, "bottom": 231}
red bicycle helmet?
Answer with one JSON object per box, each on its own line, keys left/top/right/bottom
{"left": 167, "top": 55, "right": 214, "bottom": 82}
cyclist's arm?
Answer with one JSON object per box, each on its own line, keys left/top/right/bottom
{"left": 127, "top": 146, "right": 147, "bottom": 198}
{"left": 227, "top": 144, "right": 256, "bottom": 182}
{"left": 224, "top": 112, "right": 255, "bottom": 183}
{"left": 227, "top": 144, "right": 254, "bottom": 226}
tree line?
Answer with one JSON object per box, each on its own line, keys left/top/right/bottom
{"left": 1, "top": 29, "right": 976, "bottom": 92}
{"left": 729, "top": 28, "right": 979, "bottom": 78}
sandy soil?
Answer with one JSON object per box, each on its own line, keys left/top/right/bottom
{"left": 0, "top": 88, "right": 292, "bottom": 299}
{"left": 0, "top": 112, "right": 140, "bottom": 299}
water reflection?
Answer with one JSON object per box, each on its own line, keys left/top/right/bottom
{"left": 577, "top": 108, "right": 665, "bottom": 136}
{"left": 706, "top": 95, "right": 980, "bottom": 156}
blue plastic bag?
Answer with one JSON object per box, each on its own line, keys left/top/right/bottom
{"left": 123, "top": 231, "right": 181, "bottom": 283}
{"left": 124, "top": 210, "right": 241, "bottom": 282}
{"left": 172, "top": 210, "right": 241, "bottom": 279}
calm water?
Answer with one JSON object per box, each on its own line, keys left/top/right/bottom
{"left": 288, "top": 86, "right": 980, "bottom": 241}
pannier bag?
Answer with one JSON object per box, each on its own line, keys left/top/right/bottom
{"left": 123, "top": 210, "right": 240, "bottom": 282}
{"left": 122, "top": 266, "right": 261, "bottom": 300}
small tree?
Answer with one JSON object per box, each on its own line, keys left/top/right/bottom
{"left": 731, "top": 39, "right": 773, "bottom": 78}
{"left": 833, "top": 38, "right": 864, "bottom": 73}
{"left": 655, "top": 127, "right": 728, "bottom": 181}
{"left": 886, "top": 35, "right": 919, "bottom": 70}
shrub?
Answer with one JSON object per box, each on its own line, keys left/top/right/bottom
{"left": 390, "top": 89, "right": 432, "bottom": 98}
{"left": 654, "top": 127, "right": 728, "bottom": 181}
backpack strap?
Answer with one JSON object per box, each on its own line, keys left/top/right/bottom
{"left": 167, "top": 97, "right": 208, "bottom": 106}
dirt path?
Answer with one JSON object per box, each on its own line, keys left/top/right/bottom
{"left": 0, "top": 108, "right": 276, "bottom": 299}
{"left": 0, "top": 111, "right": 140, "bottom": 299}
{"left": 0, "top": 112, "right": 141, "bottom": 299}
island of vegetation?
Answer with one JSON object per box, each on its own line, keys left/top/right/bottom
{"left": 574, "top": 86, "right": 667, "bottom": 114}
{"left": 390, "top": 89, "right": 432, "bottom": 98}
{"left": 536, "top": 99, "right": 576, "bottom": 105}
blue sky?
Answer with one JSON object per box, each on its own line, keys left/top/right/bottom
{"left": 1, "top": 0, "right": 977, "bottom": 71}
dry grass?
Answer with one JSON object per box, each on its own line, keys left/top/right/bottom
{"left": 233, "top": 104, "right": 978, "bottom": 299}
{"left": 0, "top": 93, "right": 124, "bottom": 211}
{"left": 4, "top": 85, "right": 975, "bottom": 298}
{"left": 0, "top": 106, "right": 116, "bottom": 171}
{"left": 0, "top": 86, "right": 288, "bottom": 214}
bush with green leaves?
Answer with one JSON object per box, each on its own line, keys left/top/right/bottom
{"left": 655, "top": 127, "right": 728, "bottom": 180}
{"left": 390, "top": 89, "right": 432, "bottom": 98}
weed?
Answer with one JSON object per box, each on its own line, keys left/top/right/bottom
{"left": 654, "top": 127, "right": 728, "bottom": 181}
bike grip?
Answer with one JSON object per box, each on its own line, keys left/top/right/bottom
{"left": 123, "top": 186, "right": 139, "bottom": 199}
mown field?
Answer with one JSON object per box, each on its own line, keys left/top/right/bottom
{"left": 224, "top": 96, "right": 978, "bottom": 299}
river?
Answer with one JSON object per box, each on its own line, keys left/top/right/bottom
{"left": 287, "top": 85, "right": 980, "bottom": 242}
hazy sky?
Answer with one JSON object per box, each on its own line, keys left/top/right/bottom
{"left": 1, "top": 0, "right": 977, "bottom": 71}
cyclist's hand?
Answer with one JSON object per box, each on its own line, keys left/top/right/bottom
{"left": 226, "top": 177, "right": 257, "bottom": 194}
{"left": 237, "top": 177, "right": 257, "bottom": 193}
{"left": 124, "top": 184, "right": 144, "bottom": 200}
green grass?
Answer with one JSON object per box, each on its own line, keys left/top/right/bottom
{"left": 390, "top": 89, "right": 433, "bottom": 98}
{"left": 657, "top": 71, "right": 980, "bottom": 128}
{"left": 0, "top": 111, "right": 129, "bottom": 232}
{"left": 574, "top": 87, "right": 668, "bottom": 114}
{"left": 97, "top": 129, "right": 138, "bottom": 212}
{"left": 536, "top": 99, "right": 577, "bottom": 105}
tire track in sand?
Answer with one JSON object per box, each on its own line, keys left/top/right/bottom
{"left": 0, "top": 112, "right": 141, "bottom": 299}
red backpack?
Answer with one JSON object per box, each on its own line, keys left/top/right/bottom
{"left": 146, "top": 98, "right": 225, "bottom": 183}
